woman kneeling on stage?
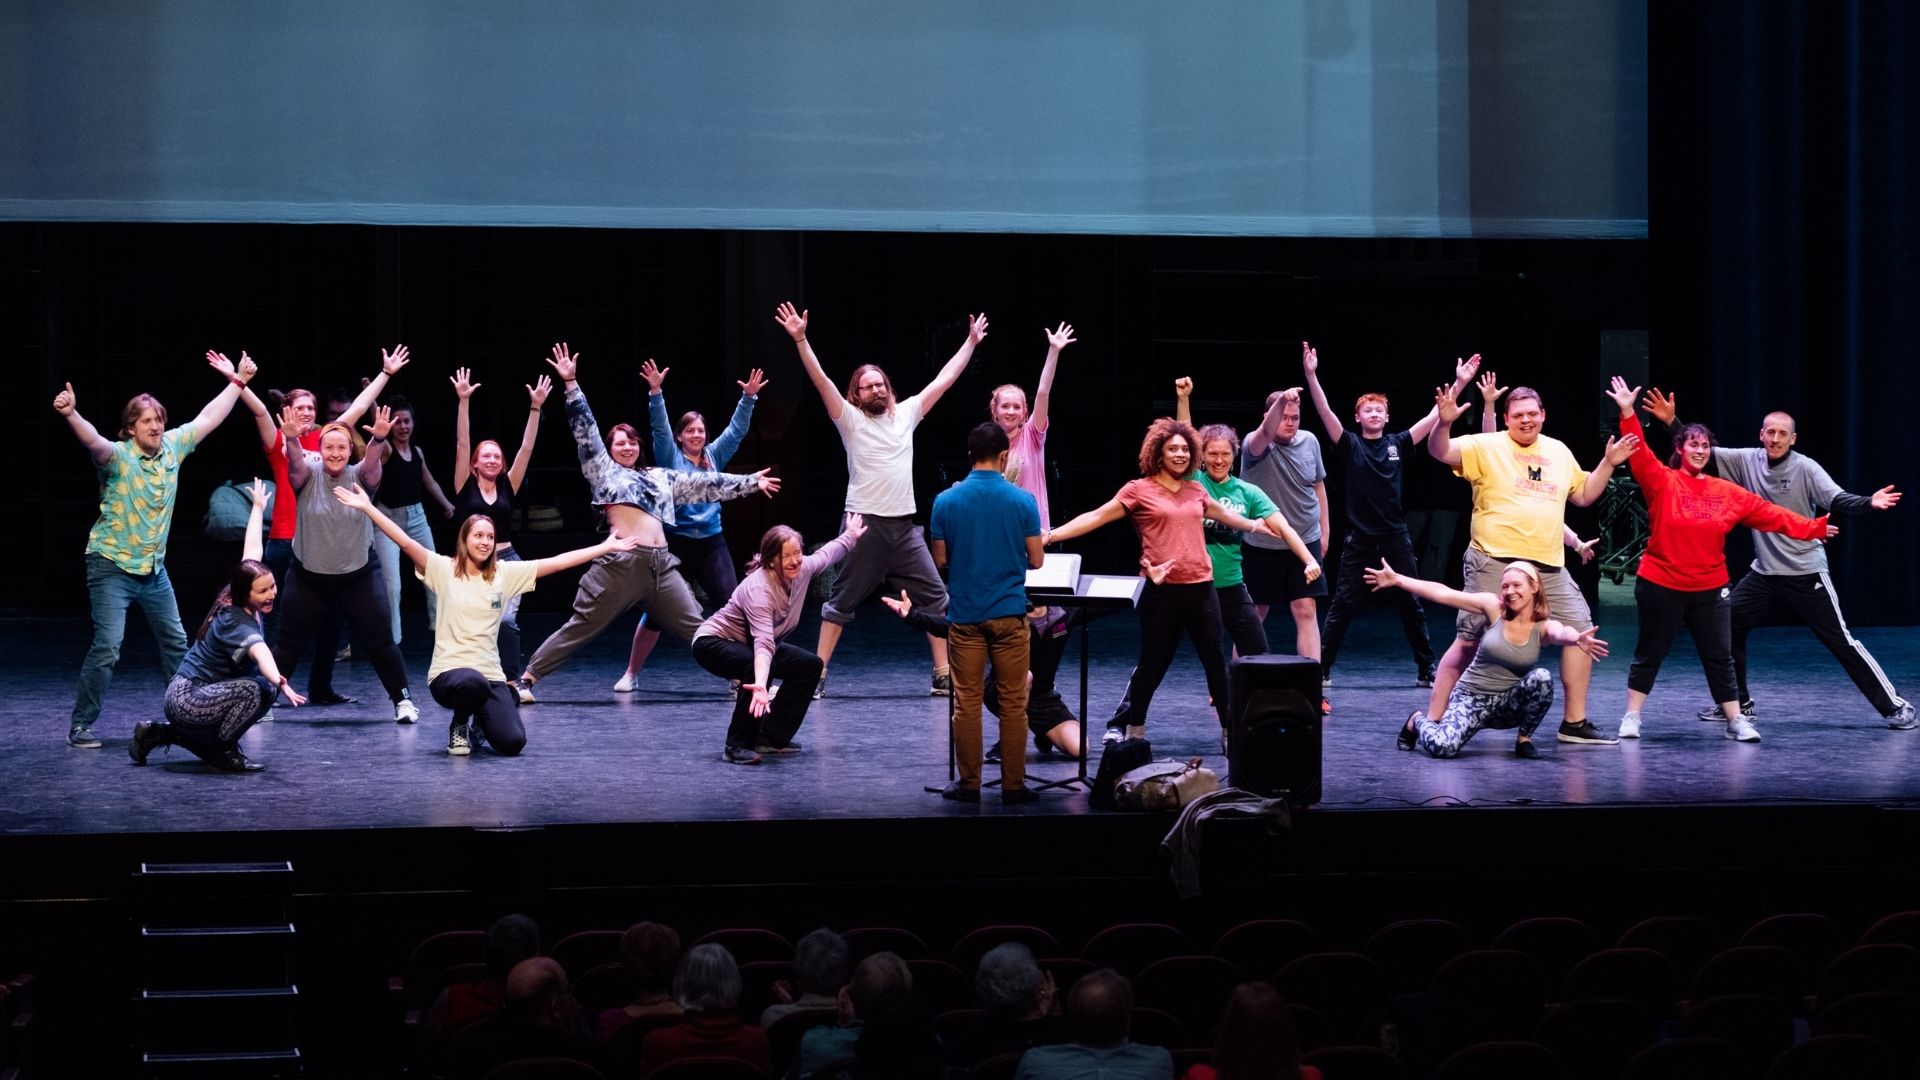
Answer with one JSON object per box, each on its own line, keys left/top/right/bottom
{"left": 692, "top": 516, "right": 866, "bottom": 765}
{"left": 134, "top": 480, "right": 306, "bottom": 772}
{"left": 332, "top": 484, "right": 644, "bottom": 756}
{"left": 1367, "top": 560, "right": 1608, "bottom": 759}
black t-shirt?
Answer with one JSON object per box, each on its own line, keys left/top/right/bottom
{"left": 377, "top": 444, "right": 426, "bottom": 508}
{"left": 1334, "top": 429, "right": 1415, "bottom": 536}
{"left": 453, "top": 477, "right": 515, "bottom": 545}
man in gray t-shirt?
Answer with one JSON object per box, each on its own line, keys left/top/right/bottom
{"left": 1239, "top": 387, "right": 1330, "bottom": 683}
{"left": 1645, "top": 394, "right": 1910, "bottom": 727}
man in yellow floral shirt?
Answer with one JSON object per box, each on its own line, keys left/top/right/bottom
{"left": 52, "top": 351, "right": 256, "bottom": 748}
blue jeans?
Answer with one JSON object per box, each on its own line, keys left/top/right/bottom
{"left": 373, "top": 502, "right": 438, "bottom": 643}
{"left": 497, "top": 546, "right": 524, "bottom": 676}
{"left": 73, "top": 552, "right": 189, "bottom": 728}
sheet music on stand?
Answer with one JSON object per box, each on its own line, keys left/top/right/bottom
{"left": 1025, "top": 552, "right": 1082, "bottom": 595}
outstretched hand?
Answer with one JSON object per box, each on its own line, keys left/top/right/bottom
{"left": 601, "top": 532, "right": 647, "bottom": 554}
{"left": 381, "top": 344, "right": 411, "bottom": 377}
{"left": 331, "top": 482, "right": 375, "bottom": 512}
{"left": 278, "top": 404, "right": 305, "bottom": 442}
{"left": 1870, "top": 485, "right": 1902, "bottom": 510}
{"left": 842, "top": 512, "right": 867, "bottom": 543}
{"left": 1454, "top": 353, "right": 1482, "bottom": 387}
{"left": 1140, "top": 556, "right": 1178, "bottom": 585}
{"left": 965, "top": 312, "right": 989, "bottom": 347}
{"left": 640, "top": 359, "right": 670, "bottom": 392}
{"left": 362, "top": 404, "right": 393, "bottom": 440}
{"left": 773, "top": 302, "right": 808, "bottom": 342}
{"left": 250, "top": 477, "right": 268, "bottom": 511}
{"left": 881, "top": 589, "right": 913, "bottom": 618}
{"left": 51, "top": 382, "right": 76, "bottom": 416}
{"left": 1045, "top": 322, "right": 1076, "bottom": 351}
{"left": 1602, "top": 432, "right": 1642, "bottom": 465}
{"left": 1606, "top": 375, "right": 1642, "bottom": 414}
{"left": 737, "top": 368, "right": 771, "bottom": 396}
{"left": 1642, "top": 387, "right": 1677, "bottom": 425}
{"left": 743, "top": 684, "right": 774, "bottom": 718}
{"left": 527, "top": 374, "right": 552, "bottom": 410}
{"left": 1825, "top": 523, "right": 1841, "bottom": 539}
{"left": 1573, "top": 536, "right": 1599, "bottom": 564}
{"left": 1573, "top": 625, "right": 1610, "bottom": 660}
{"left": 1362, "top": 560, "right": 1400, "bottom": 592}
{"left": 1434, "top": 385, "right": 1464, "bottom": 424}
{"left": 450, "top": 367, "right": 482, "bottom": 399}
{"left": 1301, "top": 341, "right": 1319, "bottom": 376}
{"left": 280, "top": 685, "right": 308, "bottom": 708}
{"left": 546, "top": 342, "right": 579, "bottom": 383}
{"left": 1477, "top": 371, "right": 1508, "bottom": 404}
{"left": 750, "top": 468, "right": 781, "bottom": 497}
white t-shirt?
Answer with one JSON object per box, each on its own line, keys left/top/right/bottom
{"left": 418, "top": 553, "right": 541, "bottom": 682}
{"left": 831, "top": 393, "right": 926, "bottom": 517}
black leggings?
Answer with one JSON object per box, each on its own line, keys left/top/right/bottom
{"left": 429, "top": 669, "right": 526, "bottom": 755}
{"left": 1216, "top": 583, "right": 1270, "bottom": 659}
{"left": 1628, "top": 576, "right": 1738, "bottom": 702}
{"left": 1108, "top": 581, "right": 1228, "bottom": 733}
{"left": 274, "top": 560, "right": 410, "bottom": 703}
{"left": 692, "top": 635, "right": 824, "bottom": 750}
{"left": 667, "top": 532, "right": 740, "bottom": 611}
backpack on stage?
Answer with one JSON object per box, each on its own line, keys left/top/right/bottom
{"left": 1090, "top": 736, "right": 1154, "bottom": 809}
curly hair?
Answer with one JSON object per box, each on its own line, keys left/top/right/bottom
{"left": 1668, "top": 422, "right": 1717, "bottom": 470}
{"left": 1137, "top": 418, "right": 1200, "bottom": 479}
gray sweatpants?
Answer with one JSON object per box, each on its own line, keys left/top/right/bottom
{"left": 820, "top": 513, "right": 948, "bottom": 624}
{"left": 525, "top": 545, "right": 702, "bottom": 681}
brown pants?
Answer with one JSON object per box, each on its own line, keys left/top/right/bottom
{"left": 950, "top": 615, "right": 1031, "bottom": 790}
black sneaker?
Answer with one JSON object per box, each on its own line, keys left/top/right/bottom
{"left": 985, "top": 741, "right": 1003, "bottom": 764}
{"left": 753, "top": 742, "right": 803, "bottom": 755}
{"left": 307, "top": 691, "right": 357, "bottom": 706}
{"left": 1001, "top": 786, "right": 1039, "bottom": 805}
{"left": 722, "top": 745, "right": 763, "bottom": 766}
{"left": 939, "top": 782, "right": 981, "bottom": 803}
{"left": 1514, "top": 739, "right": 1540, "bottom": 759}
{"left": 1417, "top": 667, "right": 1436, "bottom": 688}
{"left": 67, "top": 724, "right": 103, "bottom": 749}
{"left": 1398, "top": 711, "right": 1420, "bottom": 752}
{"left": 1556, "top": 720, "right": 1620, "bottom": 745}
{"left": 1697, "top": 700, "right": 1755, "bottom": 722}
{"left": 130, "top": 720, "right": 170, "bottom": 764}
{"left": 212, "top": 751, "right": 265, "bottom": 772}
{"left": 930, "top": 672, "right": 952, "bottom": 697}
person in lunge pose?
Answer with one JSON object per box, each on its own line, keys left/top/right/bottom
{"left": 1303, "top": 344, "right": 1485, "bottom": 688}
{"left": 331, "top": 483, "right": 643, "bottom": 756}
{"left": 55, "top": 351, "right": 256, "bottom": 749}
{"left": 1426, "top": 379, "right": 1638, "bottom": 744}
{"left": 514, "top": 344, "right": 779, "bottom": 698}
{"left": 1046, "top": 418, "right": 1291, "bottom": 745}
{"left": 449, "top": 366, "right": 550, "bottom": 699}
{"left": 276, "top": 407, "right": 420, "bottom": 723}
{"left": 1606, "top": 380, "right": 1837, "bottom": 741}
{"left": 1367, "top": 560, "right": 1608, "bottom": 759}
{"left": 132, "top": 479, "right": 306, "bottom": 771}
{"left": 692, "top": 517, "right": 864, "bottom": 765}
{"left": 1638, "top": 389, "right": 1913, "bottom": 730}
{"left": 929, "top": 423, "right": 1047, "bottom": 803}
{"left": 1174, "top": 380, "right": 1323, "bottom": 662}
{"left": 365, "top": 395, "right": 457, "bottom": 645}
{"left": 615, "top": 359, "right": 770, "bottom": 693}
{"left": 773, "top": 301, "right": 985, "bottom": 699}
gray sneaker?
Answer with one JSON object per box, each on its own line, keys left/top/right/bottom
{"left": 1556, "top": 720, "right": 1620, "bottom": 745}
{"left": 67, "top": 724, "right": 102, "bottom": 749}
{"left": 1698, "top": 700, "right": 1755, "bottom": 722}
{"left": 930, "top": 672, "right": 952, "bottom": 697}
{"left": 1889, "top": 703, "right": 1917, "bottom": 731}
{"left": 448, "top": 720, "right": 472, "bottom": 756}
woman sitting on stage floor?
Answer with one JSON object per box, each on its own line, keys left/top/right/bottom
{"left": 1044, "top": 418, "right": 1290, "bottom": 745}
{"left": 133, "top": 480, "right": 306, "bottom": 772}
{"left": 1367, "top": 559, "right": 1608, "bottom": 759}
{"left": 1605, "top": 376, "right": 1834, "bottom": 742}
{"left": 513, "top": 343, "right": 781, "bottom": 701}
{"left": 331, "top": 483, "right": 644, "bottom": 756}
{"left": 692, "top": 516, "right": 865, "bottom": 765}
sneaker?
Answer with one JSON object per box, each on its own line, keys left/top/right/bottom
{"left": 612, "top": 673, "right": 637, "bottom": 693}
{"left": 986, "top": 741, "right": 1003, "bottom": 765}
{"left": 722, "top": 745, "right": 763, "bottom": 766}
{"left": 1514, "top": 739, "right": 1540, "bottom": 759}
{"left": 67, "top": 724, "right": 102, "bottom": 749}
{"left": 813, "top": 675, "right": 828, "bottom": 700}
{"left": 307, "top": 691, "right": 356, "bottom": 706}
{"left": 1417, "top": 667, "right": 1435, "bottom": 689}
{"left": 515, "top": 679, "right": 536, "bottom": 705}
{"left": 1321, "top": 697, "right": 1333, "bottom": 716}
{"left": 1556, "top": 720, "right": 1619, "bottom": 745}
{"left": 335, "top": 644, "right": 352, "bottom": 662}
{"left": 447, "top": 720, "right": 472, "bottom": 756}
{"left": 753, "top": 742, "right": 803, "bottom": 755}
{"left": 1102, "top": 725, "right": 1125, "bottom": 744}
{"left": 1698, "top": 700, "right": 1755, "bottom": 723}
{"left": 129, "top": 720, "right": 169, "bottom": 764}
{"left": 394, "top": 698, "right": 419, "bottom": 724}
{"left": 1001, "top": 786, "right": 1039, "bottom": 805}
{"left": 1726, "top": 716, "right": 1762, "bottom": 742}
{"left": 1398, "top": 711, "right": 1420, "bottom": 752}
{"left": 1322, "top": 674, "right": 1332, "bottom": 688}
{"left": 1617, "top": 712, "right": 1642, "bottom": 739}
{"left": 1888, "top": 703, "right": 1916, "bottom": 731}
{"left": 212, "top": 751, "right": 266, "bottom": 772}
{"left": 939, "top": 782, "right": 981, "bottom": 803}
{"left": 930, "top": 672, "right": 952, "bottom": 697}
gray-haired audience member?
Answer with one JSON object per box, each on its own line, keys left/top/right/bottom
{"left": 761, "top": 927, "right": 850, "bottom": 1028}
{"left": 445, "top": 956, "right": 604, "bottom": 1080}
{"left": 1015, "top": 968, "right": 1172, "bottom": 1080}
{"left": 639, "top": 943, "right": 772, "bottom": 1076}
{"left": 948, "top": 942, "right": 1068, "bottom": 1067}
{"left": 597, "top": 921, "right": 685, "bottom": 1040}
{"left": 790, "top": 950, "right": 915, "bottom": 1079}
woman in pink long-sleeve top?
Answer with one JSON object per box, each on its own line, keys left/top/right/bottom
{"left": 693, "top": 515, "right": 866, "bottom": 764}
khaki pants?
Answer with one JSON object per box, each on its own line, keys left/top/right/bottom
{"left": 950, "top": 615, "right": 1031, "bottom": 790}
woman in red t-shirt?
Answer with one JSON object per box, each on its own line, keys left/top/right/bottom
{"left": 1606, "top": 377, "right": 1833, "bottom": 742}
{"left": 1048, "top": 418, "right": 1282, "bottom": 743}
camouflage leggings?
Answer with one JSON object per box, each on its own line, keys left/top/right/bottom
{"left": 1414, "top": 668, "right": 1554, "bottom": 758}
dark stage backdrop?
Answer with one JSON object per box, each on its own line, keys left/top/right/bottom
{"left": 13, "top": 224, "right": 1658, "bottom": 617}
{"left": 1648, "top": 0, "right": 1920, "bottom": 626}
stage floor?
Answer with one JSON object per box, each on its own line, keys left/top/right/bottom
{"left": 5, "top": 593, "right": 1918, "bottom": 840}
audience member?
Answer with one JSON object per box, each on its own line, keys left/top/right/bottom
{"left": 790, "top": 950, "right": 915, "bottom": 1079}
{"left": 762, "top": 927, "right": 851, "bottom": 1028}
{"left": 419, "top": 913, "right": 542, "bottom": 1069}
{"left": 948, "top": 942, "right": 1067, "bottom": 1067}
{"left": 1015, "top": 969, "right": 1172, "bottom": 1080}
{"left": 598, "top": 921, "right": 686, "bottom": 1040}
{"left": 1180, "top": 983, "right": 1319, "bottom": 1080}
{"left": 639, "top": 943, "right": 771, "bottom": 1076}
{"left": 444, "top": 957, "right": 603, "bottom": 1080}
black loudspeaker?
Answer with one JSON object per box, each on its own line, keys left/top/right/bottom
{"left": 1227, "top": 654, "right": 1322, "bottom": 806}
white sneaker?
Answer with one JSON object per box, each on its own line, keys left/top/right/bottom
{"left": 1726, "top": 716, "right": 1761, "bottom": 742}
{"left": 516, "top": 682, "right": 536, "bottom": 705}
{"left": 395, "top": 698, "right": 419, "bottom": 724}
{"left": 1888, "top": 702, "right": 1916, "bottom": 731}
{"left": 1618, "top": 712, "right": 1642, "bottom": 739}
{"left": 612, "top": 673, "right": 637, "bottom": 693}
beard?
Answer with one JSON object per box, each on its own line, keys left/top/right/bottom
{"left": 860, "top": 395, "right": 890, "bottom": 416}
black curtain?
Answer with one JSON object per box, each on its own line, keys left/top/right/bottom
{"left": 1653, "top": 0, "right": 1918, "bottom": 625}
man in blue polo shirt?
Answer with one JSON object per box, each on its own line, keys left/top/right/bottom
{"left": 930, "top": 423, "right": 1046, "bottom": 803}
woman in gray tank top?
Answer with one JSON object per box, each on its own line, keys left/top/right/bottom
{"left": 1366, "top": 560, "right": 1609, "bottom": 759}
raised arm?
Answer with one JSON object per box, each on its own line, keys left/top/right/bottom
{"left": 189, "top": 350, "right": 257, "bottom": 443}
{"left": 546, "top": 343, "right": 614, "bottom": 472}
{"left": 774, "top": 302, "right": 843, "bottom": 421}
{"left": 1243, "top": 387, "right": 1302, "bottom": 460}
{"left": 357, "top": 405, "right": 392, "bottom": 493}
{"left": 450, "top": 365, "right": 480, "bottom": 491}
{"left": 641, "top": 359, "right": 679, "bottom": 467}
{"left": 1028, "top": 323, "right": 1073, "bottom": 434}
{"left": 243, "top": 477, "right": 268, "bottom": 563}
{"left": 281, "top": 406, "right": 312, "bottom": 490}
{"left": 238, "top": 382, "right": 278, "bottom": 451}
{"left": 534, "top": 531, "right": 646, "bottom": 578}
{"left": 707, "top": 369, "right": 764, "bottom": 470}
{"left": 331, "top": 482, "right": 431, "bottom": 573}
{"left": 1363, "top": 560, "right": 1503, "bottom": 623}
{"left": 1301, "top": 342, "right": 1343, "bottom": 443}
{"left": 1426, "top": 384, "right": 1468, "bottom": 466}
{"left": 917, "top": 312, "right": 989, "bottom": 414}
{"left": 1571, "top": 430, "right": 1638, "bottom": 508}
{"left": 1609, "top": 379, "right": 1665, "bottom": 490}
{"left": 1408, "top": 354, "right": 1482, "bottom": 444}
{"left": 506, "top": 375, "right": 549, "bottom": 492}
{"left": 1477, "top": 368, "right": 1507, "bottom": 435}
{"left": 1173, "top": 377, "right": 1193, "bottom": 425}
{"left": 1730, "top": 484, "right": 1835, "bottom": 541}
{"left": 1045, "top": 497, "right": 1127, "bottom": 545}
{"left": 332, "top": 345, "right": 410, "bottom": 429}
{"left": 51, "top": 382, "right": 117, "bottom": 466}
